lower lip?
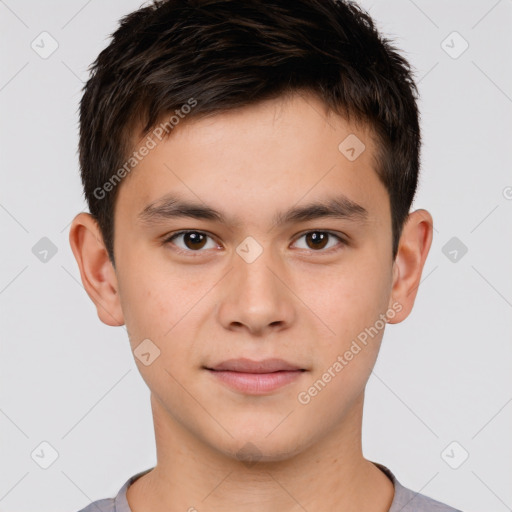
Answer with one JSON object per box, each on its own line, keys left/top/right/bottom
{"left": 207, "top": 369, "right": 304, "bottom": 394}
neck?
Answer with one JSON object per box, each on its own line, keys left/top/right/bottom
{"left": 126, "top": 392, "right": 394, "bottom": 512}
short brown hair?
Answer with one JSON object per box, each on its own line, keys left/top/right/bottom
{"left": 78, "top": 0, "right": 421, "bottom": 265}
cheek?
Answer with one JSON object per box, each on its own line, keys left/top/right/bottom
{"left": 119, "top": 265, "right": 215, "bottom": 382}
{"left": 299, "top": 258, "right": 391, "bottom": 337}
{"left": 118, "top": 248, "right": 195, "bottom": 328}
{"left": 296, "top": 258, "right": 392, "bottom": 404}
{"left": 119, "top": 271, "right": 202, "bottom": 399}
{"left": 295, "top": 264, "right": 389, "bottom": 416}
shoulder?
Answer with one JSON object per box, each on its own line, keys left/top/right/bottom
{"left": 392, "top": 481, "right": 463, "bottom": 512}
{"left": 389, "top": 486, "right": 461, "bottom": 512}
{"left": 75, "top": 497, "right": 115, "bottom": 512}
{"left": 373, "top": 463, "right": 463, "bottom": 512}
{"left": 73, "top": 467, "right": 154, "bottom": 512}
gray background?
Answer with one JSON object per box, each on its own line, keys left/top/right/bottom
{"left": 1, "top": 1, "right": 511, "bottom": 511}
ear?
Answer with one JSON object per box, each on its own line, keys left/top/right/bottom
{"left": 68, "top": 212, "right": 125, "bottom": 326}
{"left": 387, "top": 209, "right": 433, "bottom": 324}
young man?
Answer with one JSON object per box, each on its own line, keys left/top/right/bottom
{"left": 69, "top": 0, "right": 462, "bottom": 510}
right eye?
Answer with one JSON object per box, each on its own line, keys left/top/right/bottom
{"left": 163, "top": 230, "right": 221, "bottom": 255}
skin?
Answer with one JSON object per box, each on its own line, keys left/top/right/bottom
{"left": 69, "top": 91, "right": 433, "bottom": 512}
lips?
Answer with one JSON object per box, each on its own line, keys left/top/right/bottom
{"left": 206, "top": 358, "right": 305, "bottom": 373}
{"left": 204, "top": 358, "right": 306, "bottom": 394}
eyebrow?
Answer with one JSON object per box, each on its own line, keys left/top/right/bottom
{"left": 137, "top": 192, "right": 369, "bottom": 229}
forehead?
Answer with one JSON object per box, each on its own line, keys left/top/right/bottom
{"left": 115, "top": 92, "right": 388, "bottom": 230}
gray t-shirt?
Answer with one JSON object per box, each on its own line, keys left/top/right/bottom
{"left": 76, "top": 462, "right": 462, "bottom": 512}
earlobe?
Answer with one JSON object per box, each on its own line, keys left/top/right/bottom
{"left": 68, "top": 212, "right": 125, "bottom": 327}
{"left": 387, "top": 209, "right": 433, "bottom": 324}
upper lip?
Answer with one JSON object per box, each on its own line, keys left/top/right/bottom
{"left": 206, "top": 358, "right": 304, "bottom": 373}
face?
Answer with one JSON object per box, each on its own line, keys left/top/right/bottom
{"left": 109, "top": 92, "right": 399, "bottom": 461}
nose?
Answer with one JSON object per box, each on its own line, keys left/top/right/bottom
{"left": 216, "top": 243, "right": 296, "bottom": 337}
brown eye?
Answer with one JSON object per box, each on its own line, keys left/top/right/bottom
{"left": 305, "top": 232, "right": 329, "bottom": 250}
{"left": 183, "top": 232, "right": 207, "bottom": 250}
{"left": 165, "top": 231, "right": 218, "bottom": 253}
{"left": 293, "top": 231, "right": 345, "bottom": 252}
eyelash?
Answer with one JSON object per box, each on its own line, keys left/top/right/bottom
{"left": 162, "top": 229, "right": 347, "bottom": 256}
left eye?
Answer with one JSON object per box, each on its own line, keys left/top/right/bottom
{"left": 292, "top": 231, "right": 344, "bottom": 251}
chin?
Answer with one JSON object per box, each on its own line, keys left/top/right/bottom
{"left": 212, "top": 430, "right": 310, "bottom": 466}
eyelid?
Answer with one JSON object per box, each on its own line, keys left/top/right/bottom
{"left": 291, "top": 230, "right": 347, "bottom": 251}
{"left": 163, "top": 229, "right": 221, "bottom": 256}
{"left": 163, "top": 229, "right": 348, "bottom": 254}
